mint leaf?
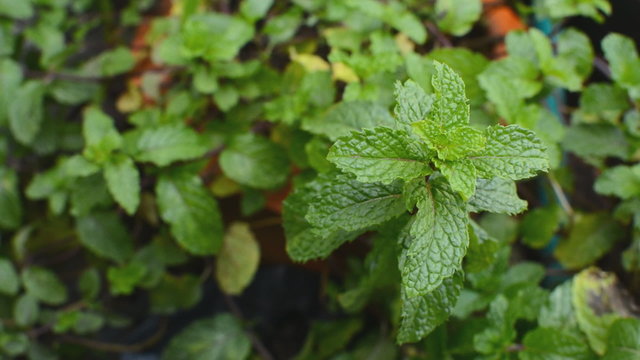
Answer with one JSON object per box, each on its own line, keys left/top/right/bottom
{"left": 82, "top": 107, "right": 123, "bottom": 164}
{"left": 541, "top": 0, "right": 611, "bottom": 22}
{"left": 520, "top": 327, "right": 596, "bottom": 360}
{"left": 9, "top": 80, "right": 45, "bottom": 145}
{"left": 303, "top": 101, "right": 396, "bottom": 141}
{"left": 14, "top": 294, "right": 39, "bottom": 327}
{"left": 0, "top": 258, "right": 19, "bottom": 296}
{"left": 327, "top": 127, "right": 432, "bottom": 184}
{"left": 555, "top": 213, "right": 623, "bottom": 269}
{"left": 539, "top": 281, "right": 580, "bottom": 331}
{"left": 306, "top": 174, "right": 405, "bottom": 238}
{"left": 156, "top": 170, "right": 223, "bottom": 255}
{"left": 436, "top": 159, "right": 477, "bottom": 200}
{"left": 0, "top": 0, "right": 33, "bottom": 19}
{"left": 398, "top": 272, "right": 463, "bottom": 344}
{"left": 76, "top": 211, "right": 134, "bottom": 263}
{"left": 435, "top": 0, "right": 481, "bottom": 36}
{"left": 520, "top": 205, "right": 563, "bottom": 249}
{"left": 283, "top": 186, "right": 358, "bottom": 262}
{"left": 181, "top": 13, "right": 254, "bottom": 62}
{"left": 394, "top": 80, "right": 433, "bottom": 129}
{"left": 240, "top": 0, "right": 274, "bottom": 21}
{"left": 219, "top": 134, "right": 289, "bottom": 189}
{"left": 215, "top": 223, "right": 260, "bottom": 295}
{"left": 562, "top": 123, "right": 629, "bottom": 162}
{"left": 603, "top": 318, "right": 640, "bottom": 360}
{"left": 574, "top": 83, "right": 629, "bottom": 123}
{"left": 163, "top": 314, "right": 251, "bottom": 360}
{"left": 468, "top": 177, "right": 527, "bottom": 215}
{"left": 602, "top": 33, "right": 640, "bottom": 99}
{"left": 431, "top": 61, "right": 470, "bottom": 127}
{"left": 0, "top": 167, "right": 22, "bottom": 229}
{"left": 470, "top": 125, "right": 548, "bottom": 180}
{"left": 573, "top": 268, "right": 631, "bottom": 355}
{"left": 128, "top": 124, "right": 209, "bottom": 166}
{"left": 104, "top": 155, "right": 140, "bottom": 215}
{"left": 412, "top": 121, "right": 485, "bottom": 161}
{"left": 0, "top": 59, "right": 23, "bottom": 125}
{"left": 402, "top": 177, "right": 468, "bottom": 297}
{"left": 595, "top": 164, "right": 640, "bottom": 199}
{"left": 22, "top": 267, "right": 68, "bottom": 306}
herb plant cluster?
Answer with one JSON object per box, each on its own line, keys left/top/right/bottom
{"left": 0, "top": 0, "right": 639, "bottom": 359}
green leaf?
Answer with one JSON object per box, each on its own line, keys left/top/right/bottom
{"left": 394, "top": 80, "right": 433, "bottom": 129}
{"left": 470, "top": 125, "right": 548, "bottom": 180}
{"left": 555, "top": 213, "right": 623, "bottom": 270}
{"left": 240, "top": 0, "right": 274, "bottom": 21}
{"left": 473, "top": 295, "right": 516, "bottom": 354}
{"left": 14, "top": 294, "right": 39, "bottom": 327}
{"left": 219, "top": 134, "right": 289, "bottom": 189}
{"left": 107, "top": 262, "right": 146, "bottom": 295}
{"left": 428, "top": 48, "right": 490, "bottom": 106}
{"left": 93, "top": 47, "right": 135, "bottom": 76}
{"left": 573, "top": 267, "right": 633, "bottom": 355}
{"left": 0, "top": 59, "right": 23, "bottom": 126}
{"left": 402, "top": 177, "right": 468, "bottom": 297}
{"left": 436, "top": 159, "right": 477, "bottom": 200}
{"left": 468, "top": 177, "right": 527, "bottom": 215}
{"left": 305, "top": 174, "right": 406, "bottom": 238}
{"left": 70, "top": 174, "right": 113, "bottom": 217}
{"left": 127, "top": 124, "right": 209, "bottom": 167}
{"left": 283, "top": 186, "right": 358, "bottom": 262}
{"left": 595, "top": 164, "right": 640, "bottom": 199}
{"left": 574, "top": 83, "right": 629, "bottom": 124}
{"left": 435, "top": 0, "right": 481, "bottom": 36}
{"left": 76, "top": 211, "right": 134, "bottom": 263}
{"left": 520, "top": 206, "right": 563, "bottom": 249}
{"left": 398, "top": 272, "right": 463, "bottom": 344}
{"left": 82, "top": 107, "right": 123, "bottom": 164}
{"left": 542, "top": 0, "right": 611, "bottom": 22}
{"left": 562, "top": 123, "right": 629, "bottom": 162}
{"left": 295, "top": 318, "right": 363, "bottom": 360}
{"left": 0, "top": 167, "right": 22, "bottom": 229}
{"left": 181, "top": 13, "right": 254, "bottom": 62}
{"left": 0, "top": 258, "right": 19, "bottom": 296}
{"left": 79, "top": 268, "right": 101, "bottom": 301}
{"left": 0, "top": 0, "right": 33, "bottom": 19}
{"left": 162, "top": 314, "right": 251, "bottom": 360}
{"left": 520, "top": 327, "right": 596, "bottom": 360}
{"left": 9, "top": 80, "right": 45, "bottom": 145}
{"left": 539, "top": 281, "right": 579, "bottom": 331}
{"left": 602, "top": 33, "right": 640, "bottom": 99}
{"left": 327, "top": 127, "right": 432, "bottom": 184}
{"left": 303, "top": 101, "right": 396, "bottom": 141}
{"left": 412, "top": 122, "right": 485, "bottom": 161}
{"left": 430, "top": 61, "right": 470, "bottom": 127}
{"left": 603, "top": 318, "right": 640, "bottom": 360}
{"left": 215, "top": 223, "right": 260, "bottom": 295}
{"left": 150, "top": 274, "right": 202, "bottom": 314}
{"left": 22, "top": 267, "right": 68, "bottom": 306}
{"left": 156, "top": 170, "right": 223, "bottom": 255}
{"left": 104, "top": 155, "right": 140, "bottom": 215}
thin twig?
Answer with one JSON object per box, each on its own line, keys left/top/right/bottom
{"left": 223, "top": 295, "right": 275, "bottom": 360}
{"left": 594, "top": 56, "right": 611, "bottom": 79}
{"left": 57, "top": 319, "right": 167, "bottom": 353}
{"left": 25, "top": 70, "right": 103, "bottom": 82}
{"left": 548, "top": 174, "right": 574, "bottom": 218}
{"left": 426, "top": 21, "right": 453, "bottom": 48}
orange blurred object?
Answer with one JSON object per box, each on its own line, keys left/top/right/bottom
{"left": 482, "top": 0, "right": 527, "bottom": 57}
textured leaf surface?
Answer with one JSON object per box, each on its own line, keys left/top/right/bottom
{"left": 162, "top": 314, "right": 250, "bottom": 360}
{"left": 156, "top": 171, "right": 223, "bottom": 255}
{"left": 104, "top": 155, "right": 140, "bottom": 215}
{"left": 303, "top": 101, "right": 396, "bottom": 141}
{"left": 283, "top": 187, "right": 358, "bottom": 262}
{"left": 398, "top": 272, "right": 463, "bottom": 344}
{"left": 468, "top": 177, "right": 527, "bottom": 215}
{"left": 327, "top": 127, "right": 432, "bottom": 184}
{"left": 603, "top": 318, "right": 640, "bottom": 360}
{"left": 437, "top": 159, "right": 477, "bottom": 199}
{"left": 431, "top": 61, "right": 469, "bottom": 126}
{"left": 215, "top": 223, "right": 260, "bottom": 295}
{"left": 413, "top": 121, "right": 485, "bottom": 161}
{"left": 470, "top": 125, "right": 548, "bottom": 180}
{"left": 76, "top": 211, "right": 134, "bottom": 263}
{"left": 129, "top": 125, "right": 209, "bottom": 167}
{"left": 306, "top": 174, "right": 405, "bottom": 238}
{"left": 219, "top": 134, "right": 289, "bottom": 189}
{"left": 402, "top": 177, "right": 468, "bottom": 297}
{"left": 22, "top": 267, "right": 68, "bottom": 306}
{"left": 394, "top": 80, "right": 433, "bottom": 129}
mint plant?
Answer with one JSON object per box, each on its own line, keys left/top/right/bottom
{"left": 285, "top": 62, "right": 549, "bottom": 343}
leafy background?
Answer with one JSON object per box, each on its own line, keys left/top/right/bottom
{"left": 1, "top": 0, "right": 640, "bottom": 359}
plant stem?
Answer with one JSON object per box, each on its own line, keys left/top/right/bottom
{"left": 548, "top": 174, "right": 574, "bottom": 218}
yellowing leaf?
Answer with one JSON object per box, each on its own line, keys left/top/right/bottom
{"left": 290, "top": 48, "right": 330, "bottom": 72}
{"left": 215, "top": 223, "right": 260, "bottom": 295}
{"left": 332, "top": 62, "right": 359, "bottom": 83}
